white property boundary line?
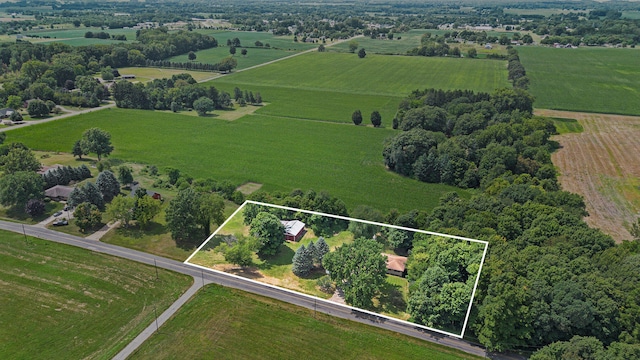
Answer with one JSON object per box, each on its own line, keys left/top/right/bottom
{"left": 184, "top": 200, "right": 489, "bottom": 339}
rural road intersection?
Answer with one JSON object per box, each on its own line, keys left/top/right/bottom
{"left": 0, "top": 220, "right": 499, "bottom": 359}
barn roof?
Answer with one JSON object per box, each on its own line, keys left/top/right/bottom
{"left": 281, "top": 220, "right": 305, "bottom": 236}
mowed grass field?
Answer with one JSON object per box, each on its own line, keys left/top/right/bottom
{"left": 518, "top": 46, "right": 640, "bottom": 115}
{"left": 212, "top": 51, "right": 509, "bottom": 123}
{"left": 130, "top": 284, "right": 480, "bottom": 360}
{"left": 5, "top": 109, "right": 468, "bottom": 213}
{"left": 0, "top": 230, "right": 192, "bottom": 359}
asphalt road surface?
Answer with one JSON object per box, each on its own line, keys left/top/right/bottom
{"left": 0, "top": 220, "right": 503, "bottom": 359}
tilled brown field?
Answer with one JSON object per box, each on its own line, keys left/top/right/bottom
{"left": 536, "top": 109, "right": 640, "bottom": 242}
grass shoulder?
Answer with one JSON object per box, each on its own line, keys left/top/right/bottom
{"left": 130, "top": 283, "right": 481, "bottom": 360}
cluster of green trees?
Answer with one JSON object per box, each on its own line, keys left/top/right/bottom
{"left": 112, "top": 73, "right": 234, "bottom": 111}
{"left": 244, "top": 189, "right": 349, "bottom": 237}
{"left": 384, "top": 88, "right": 541, "bottom": 189}
{"left": 233, "top": 87, "right": 262, "bottom": 106}
{"left": 84, "top": 31, "right": 125, "bottom": 41}
{"left": 406, "top": 235, "right": 484, "bottom": 330}
{"left": 0, "top": 142, "right": 45, "bottom": 212}
{"left": 166, "top": 187, "right": 225, "bottom": 248}
{"left": 351, "top": 109, "right": 381, "bottom": 127}
{"left": 407, "top": 33, "right": 462, "bottom": 58}
{"left": 291, "top": 237, "right": 329, "bottom": 277}
{"left": 106, "top": 188, "right": 162, "bottom": 229}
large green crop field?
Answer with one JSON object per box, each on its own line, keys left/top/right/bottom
{"left": 211, "top": 51, "right": 509, "bottom": 123}
{"left": 130, "top": 284, "right": 480, "bottom": 360}
{"left": 169, "top": 46, "right": 301, "bottom": 70}
{"left": 195, "top": 30, "right": 317, "bottom": 51}
{"left": 5, "top": 109, "right": 468, "bottom": 213}
{"left": 518, "top": 46, "right": 640, "bottom": 115}
{"left": 0, "top": 230, "right": 192, "bottom": 359}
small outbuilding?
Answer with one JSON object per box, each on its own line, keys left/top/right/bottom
{"left": 0, "top": 108, "right": 15, "bottom": 118}
{"left": 383, "top": 253, "right": 408, "bottom": 278}
{"left": 281, "top": 220, "right": 306, "bottom": 242}
{"left": 129, "top": 184, "right": 162, "bottom": 201}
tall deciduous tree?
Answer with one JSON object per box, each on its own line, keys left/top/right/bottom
{"left": 322, "top": 237, "right": 387, "bottom": 308}
{"left": 358, "top": 48, "right": 367, "bottom": 58}
{"left": 74, "top": 202, "right": 102, "bottom": 232}
{"left": 27, "top": 99, "right": 50, "bottom": 117}
{"left": 197, "top": 193, "right": 225, "bottom": 237}
{"left": 96, "top": 170, "right": 120, "bottom": 202}
{"left": 352, "top": 109, "right": 363, "bottom": 125}
{"left": 250, "top": 212, "right": 285, "bottom": 256}
{"left": 219, "top": 236, "right": 255, "bottom": 267}
{"left": 188, "top": 51, "right": 196, "bottom": 61}
{"left": 1, "top": 147, "right": 41, "bottom": 174}
{"left": 117, "top": 166, "right": 133, "bottom": 185}
{"left": 72, "top": 140, "right": 88, "bottom": 160}
{"left": 348, "top": 40, "right": 359, "bottom": 53}
{"left": 166, "top": 188, "right": 201, "bottom": 244}
{"left": 106, "top": 195, "right": 135, "bottom": 227}
{"left": 193, "top": 96, "right": 215, "bottom": 116}
{"left": 134, "top": 195, "right": 162, "bottom": 229}
{"left": 82, "top": 128, "right": 114, "bottom": 161}
{"left": 0, "top": 171, "right": 44, "bottom": 208}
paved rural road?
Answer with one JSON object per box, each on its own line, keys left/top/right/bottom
{"left": 0, "top": 102, "right": 117, "bottom": 133}
{"left": 0, "top": 220, "right": 512, "bottom": 359}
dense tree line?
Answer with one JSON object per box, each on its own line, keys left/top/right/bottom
{"left": 243, "top": 189, "right": 349, "bottom": 237}
{"left": 370, "top": 87, "right": 640, "bottom": 354}
{"left": 143, "top": 57, "right": 237, "bottom": 72}
{"left": 506, "top": 48, "right": 528, "bottom": 89}
{"left": 385, "top": 88, "right": 540, "bottom": 189}
{"left": 112, "top": 73, "right": 234, "bottom": 111}
{"left": 41, "top": 164, "right": 92, "bottom": 189}
{"left": 407, "top": 32, "right": 461, "bottom": 58}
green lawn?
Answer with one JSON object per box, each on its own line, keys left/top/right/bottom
{"left": 130, "top": 284, "right": 481, "bottom": 360}
{"left": 102, "top": 201, "right": 240, "bottom": 261}
{"left": 0, "top": 230, "right": 192, "bottom": 359}
{"left": 4, "top": 109, "right": 469, "bottom": 213}
{"left": 518, "top": 46, "right": 640, "bottom": 115}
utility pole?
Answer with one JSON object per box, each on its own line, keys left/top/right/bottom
{"left": 154, "top": 259, "right": 159, "bottom": 280}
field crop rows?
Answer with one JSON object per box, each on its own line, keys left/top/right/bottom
{"left": 0, "top": 231, "right": 192, "bottom": 359}
{"left": 518, "top": 46, "right": 640, "bottom": 116}
{"left": 542, "top": 109, "right": 640, "bottom": 241}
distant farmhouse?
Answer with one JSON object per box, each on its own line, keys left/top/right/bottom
{"left": 281, "top": 220, "right": 306, "bottom": 241}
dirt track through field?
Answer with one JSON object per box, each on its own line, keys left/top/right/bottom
{"left": 536, "top": 109, "right": 640, "bottom": 241}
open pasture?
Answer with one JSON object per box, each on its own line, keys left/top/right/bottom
{"left": 169, "top": 46, "right": 300, "bottom": 71}
{"left": 211, "top": 51, "right": 509, "bottom": 122}
{"left": 116, "top": 67, "right": 217, "bottom": 82}
{"left": 23, "top": 26, "right": 138, "bottom": 41}
{"left": 215, "top": 51, "right": 509, "bottom": 97}
{"left": 195, "top": 30, "right": 317, "bottom": 51}
{"left": 518, "top": 46, "right": 640, "bottom": 115}
{"left": 0, "top": 230, "right": 192, "bottom": 359}
{"left": 330, "top": 29, "right": 430, "bottom": 54}
{"left": 130, "top": 284, "right": 480, "bottom": 360}
{"left": 5, "top": 109, "right": 469, "bottom": 213}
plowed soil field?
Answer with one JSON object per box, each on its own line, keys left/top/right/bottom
{"left": 537, "top": 109, "right": 640, "bottom": 241}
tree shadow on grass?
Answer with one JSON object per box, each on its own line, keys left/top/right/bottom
{"left": 257, "top": 244, "right": 295, "bottom": 270}
{"left": 375, "top": 281, "right": 407, "bottom": 316}
{"left": 117, "top": 221, "right": 166, "bottom": 239}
